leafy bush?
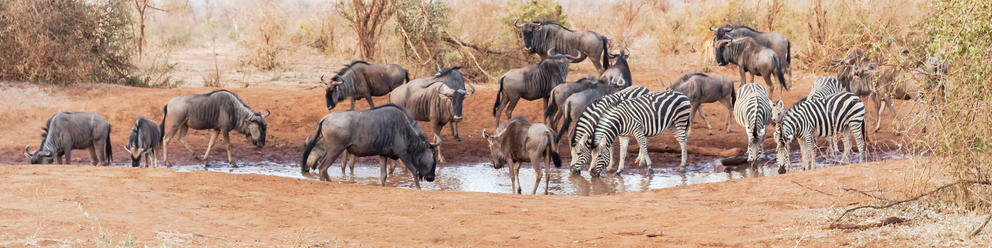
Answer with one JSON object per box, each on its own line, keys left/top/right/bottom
{"left": 0, "top": 0, "right": 134, "bottom": 85}
{"left": 910, "top": 0, "right": 992, "bottom": 207}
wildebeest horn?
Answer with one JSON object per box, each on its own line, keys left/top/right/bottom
{"left": 465, "top": 83, "right": 476, "bottom": 96}
{"left": 437, "top": 83, "right": 455, "bottom": 97}
{"left": 481, "top": 128, "right": 490, "bottom": 139}
{"left": 623, "top": 47, "right": 630, "bottom": 55}
{"left": 565, "top": 51, "right": 582, "bottom": 60}
{"left": 831, "top": 55, "right": 841, "bottom": 63}
{"left": 262, "top": 109, "right": 271, "bottom": 118}
{"left": 24, "top": 144, "right": 33, "bottom": 158}
{"left": 547, "top": 47, "right": 557, "bottom": 56}
{"left": 514, "top": 19, "right": 524, "bottom": 28}
{"left": 320, "top": 75, "right": 329, "bottom": 84}
{"left": 709, "top": 24, "right": 718, "bottom": 31}
{"left": 430, "top": 137, "right": 441, "bottom": 147}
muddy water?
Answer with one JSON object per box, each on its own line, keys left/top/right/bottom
{"left": 168, "top": 151, "right": 905, "bottom": 196}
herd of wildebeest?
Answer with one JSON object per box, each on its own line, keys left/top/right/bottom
{"left": 22, "top": 21, "right": 949, "bottom": 195}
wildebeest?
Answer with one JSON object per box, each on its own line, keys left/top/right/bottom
{"left": 493, "top": 52, "right": 578, "bottom": 125}
{"left": 544, "top": 76, "right": 604, "bottom": 128}
{"left": 123, "top": 116, "right": 162, "bottom": 167}
{"left": 24, "top": 112, "right": 112, "bottom": 165}
{"left": 599, "top": 48, "right": 632, "bottom": 89}
{"left": 711, "top": 24, "right": 792, "bottom": 86}
{"left": 300, "top": 104, "right": 438, "bottom": 188}
{"left": 551, "top": 82, "right": 612, "bottom": 139}
{"left": 715, "top": 37, "right": 789, "bottom": 100}
{"left": 389, "top": 66, "right": 472, "bottom": 163}
{"left": 515, "top": 19, "right": 611, "bottom": 72}
{"left": 160, "top": 89, "right": 269, "bottom": 167}
{"left": 321, "top": 60, "right": 409, "bottom": 110}
{"left": 482, "top": 116, "right": 561, "bottom": 195}
{"left": 668, "top": 73, "right": 736, "bottom": 136}
{"left": 301, "top": 135, "right": 328, "bottom": 173}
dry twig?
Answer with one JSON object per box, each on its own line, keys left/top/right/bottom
{"left": 830, "top": 180, "right": 992, "bottom": 227}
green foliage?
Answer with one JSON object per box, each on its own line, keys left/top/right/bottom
{"left": 912, "top": 0, "right": 992, "bottom": 190}
{"left": 394, "top": 0, "right": 452, "bottom": 72}
{"left": 0, "top": 0, "right": 135, "bottom": 85}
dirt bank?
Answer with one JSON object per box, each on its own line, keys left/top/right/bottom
{"left": 0, "top": 160, "right": 908, "bottom": 247}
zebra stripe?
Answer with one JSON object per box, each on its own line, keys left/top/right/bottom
{"left": 589, "top": 90, "right": 692, "bottom": 172}
{"left": 774, "top": 92, "right": 867, "bottom": 173}
{"left": 567, "top": 86, "right": 650, "bottom": 173}
{"left": 807, "top": 76, "right": 843, "bottom": 100}
{"left": 733, "top": 83, "right": 773, "bottom": 163}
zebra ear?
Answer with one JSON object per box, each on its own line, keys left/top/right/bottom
{"left": 774, "top": 100, "right": 784, "bottom": 109}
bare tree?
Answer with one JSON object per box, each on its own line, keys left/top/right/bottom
{"left": 132, "top": 0, "right": 165, "bottom": 60}
{"left": 338, "top": 0, "right": 397, "bottom": 61}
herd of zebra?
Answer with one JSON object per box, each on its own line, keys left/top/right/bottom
{"left": 22, "top": 20, "right": 946, "bottom": 195}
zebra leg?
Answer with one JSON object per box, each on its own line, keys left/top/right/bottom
{"left": 633, "top": 132, "right": 652, "bottom": 171}
{"left": 830, "top": 135, "right": 840, "bottom": 159}
{"left": 614, "top": 136, "right": 630, "bottom": 175}
{"left": 841, "top": 131, "right": 853, "bottom": 164}
{"left": 798, "top": 137, "right": 810, "bottom": 171}
{"left": 851, "top": 122, "right": 867, "bottom": 163}
{"left": 675, "top": 124, "right": 689, "bottom": 172}
{"left": 807, "top": 136, "right": 817, "bottom": 170}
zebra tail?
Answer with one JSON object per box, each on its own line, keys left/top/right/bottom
{"left": 493, "top": 77, "right": 504, "bottom": 117}
{"left": 301, "top": 119, "right": 325, "bottom": 174}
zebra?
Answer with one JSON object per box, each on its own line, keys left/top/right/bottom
{"left": 566, "top": 85, "right": 651, "bottom": 176}
{"left": 587, "top": 90, "right": 692, "bottom": 173}
{"left": 774, "top": 76, "right": 845, "bottom": 156}
{"left": 774, "top": 92, "right": 867, "bottom": 174}
{"left": 733, "top": 83, "right": 773, "bottom": 164}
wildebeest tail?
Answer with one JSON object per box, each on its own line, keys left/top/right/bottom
{"left": 775, "top": 57, "right": 788, "bottom": 91}
{"left": 730, "top": 83, "right": 737, "bottom": 107}
{"left": 105, "top": 125, "right": 112, "bottom": 163}
{"left": 786, "top": 41, "right": 792, "bottom": 66}
{"left": 159, "top": 105, "right": 167, "bottom": 143}
{"left": 493, "top": 77, "right": 505, "bottom": 117}
{"left": 547, "top": 132, "right": 562, "bottom": 168}
{"left": 556, "top": 104, "right": 573, "bottom": 141}
{"left": 403, "top": 69, "right": 410, "bottom": 83}
{"left": 601, "top": 36, "right": 610, "bottom": 69}
{"left": 544, "top": 96, "right": 558, "bottom": 121}
{"left": 301, "top": 119, "right": 325, "bottom": 174}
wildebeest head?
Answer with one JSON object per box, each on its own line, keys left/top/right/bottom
{"left": 243, "top": 109, "right": 270, "bottom": 147}
{"left": 713, "top": 39, "right": 734, "bottom": 66}
{"left": 321, "top": 74, "right": 347, "bottom": 110}
{"left": 24, "top": 144, "right": 54, "bottom": 164}
{"left": 481, "top": 128, "right": 509, "bottom": 169}
{"left": 410, "top": 134, "right": 440, "bottom": 182}
{"left": 515, "top": 20, "right": 547, "bottom": 54}
{"left": 710, "top": 24, "right": 736, "bottom": 41}
{"left": 541, "top": 50, "right": 581, "bottom": 82}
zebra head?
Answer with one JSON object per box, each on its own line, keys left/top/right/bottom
{"left": 770, "top": 100, "right": 786, "bottom": 125}
{"left": 773, "top": 119, "right": 794, "bottom": 174}
{"left": 569, "top": 136, "right": 590, "bottom": 174}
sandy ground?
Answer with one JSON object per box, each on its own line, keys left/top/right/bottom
{"left": 0, "top": 160, "right": 908, "bottom": 247}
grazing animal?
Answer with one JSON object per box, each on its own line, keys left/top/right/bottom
{"left": 715, "top": 37, "right": 789, "bottom": 100}
{"left": 668, "top": 73, "right": 736, "bottom": 135}
{"left": 552, "top": 83, "right": 612, "bottom": 139}
{"left": 321, "top": 61, "right": 409, "bottom": 110}
{"left": 300, "top": 104, "right": 438, "bottom": 188}
{"left": 774, "top": 92, "right": 867, "bottom": 174}
{"left": 567, "top": 86, "right": 651, "bottom": 175}
{"left": 545, "top": 76, "right": 604, "bottom": 127}
{"left": 781, "top": 77, "right": 844, "bottom": 157}
{"left": 733, "top": 83, "right": 773, "bottom": 164}
{"left": 389, "top": 66, "right": 473, "bottom": 163}
{"left": 124, "top": 116, "right": 162, "bottom": 167}
{"left": 482, "top": 116, "right": 561, "bottom": 195}
{"left": 160, "top": 89, "right": 270, "bottom": 167}
{"left": 515, "top": 19, "right": 611, "bottom": 72}
{"left": 711, "top": 24, "right": 792, "bottom": 86}
{"left": 302, "top": 135, "right": 329, "bottom": 173}
{"left": 24, "top": 112, "right": 112, "bottom": 165}
{"left": 600, "top": 49, "right": 632, "bottom": 89}
{"left": 493, "top": 52, "right": 577, "bottom": 125}
{"left": 588, "top": 91, "right": 692, "bottom": 173}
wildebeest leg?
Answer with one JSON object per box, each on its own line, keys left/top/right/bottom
{"left": 871, "top": 94, "right": 883, "bottom": 133}
{"left": 349, "top": 98, "right": 357, "bottom": 111}
{"left": 694, "top": 104, "right": 713, "bottom": 136}
{"left": 403, "top": 160, "right": 422, "bottom": 190}
{"left": 161, "top": 124, "right": 181, "bottom": 167}
{"left": 531, "top": 160, "right": 543, "bottom": 195}
{"left": 201, "top": 130, "right": 220, "bottom": 168}
{"left": 379, "top": 156, "right": 389, "bottom": 186}
{"left": 762, "top": 74, "right": 776, "bottom": 100}
{"left": 365, "top": 95, "right": 375, "bottom": 109}
{"left": 512, "top": 162, "right": 522, "bottom": 194}
{"left": 723, "top": 97, "right": 734, "bottom": 133}
{"left": 433, "top": 133, "right": 445, "bottom": 163}
{"left": 317, "top": 146, "right": 345, "bottom": 181}
{"left": 222, "top": 131, "right": 234, "bottom": 165}
{"left": 88, "top": 147, "right": 98, "bottom": 166}
{"left": 63, "top": 150, "right": 71, "bottom": 165}
{"left": 176, "top": 126, "right": 198, "bottom": 160}
{"left": 544, "top": 150, "right": 552, "bottom": 195}
{"left": 504, "top": 98, "right": 520, "bottom": 124}
{"left": 56, "top": 153, "right": 63, "bottom": 164}
{"left": 739, "top": 68, "right": 748, "bottom": 85}
{"left": 884, "top": 99, "right": 900, "bottom": 135}
{"left": 144, "top": 153, "right": 151, "bottom": 168}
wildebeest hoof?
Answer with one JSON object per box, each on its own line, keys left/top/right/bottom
{"left": 193, "top": 155, "right": 203, "bottom": 161}
{"left": 707, "top": 131, "right": 713, "bottom": 136}
{"left": 648, "top": 168, "right": 657, "bottom": 174}
{"left": 455, "top": 136, "right": 463, "bottom": 142}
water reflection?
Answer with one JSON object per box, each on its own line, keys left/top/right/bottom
{"left": 165, "top": 151, "right": 904, "bottom": 195}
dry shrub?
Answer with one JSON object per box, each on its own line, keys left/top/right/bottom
{"left": 394, "top": 0, "right": 452, "bottom": 75}
{"left": 338, "top": 0, "right": 398, "bottom": 61}
{"left": 907, "top": 0, "right": 992, "bottom": 209}
{"left": 799, "top": 0, "right": 923, "bottom": 71}
{"left": 0, "top": 0, "right": 134, "bottom": 85}
{"left": 239, "top": 1, "right": 289, "bottom": 71}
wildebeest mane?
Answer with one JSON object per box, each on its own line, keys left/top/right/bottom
{"left": 434, "top": 66, "right": 464, "bottom": 79}
{"left": 371, "top": 104, "right": 429, "bottom": 153}
{"left": 336, "top": 60, "right": 371, "bottom": 78}
{"left": 496, "top": 116, "right": 529, "bottom": 156}
{"left": 534, "top": 19, "right": 573, "bottom": 32}
{"left": 677, "top": 73, "right": 708, "bottom": 84}
{"left": 206, "top": 89, "right": 252, "bottom": 110}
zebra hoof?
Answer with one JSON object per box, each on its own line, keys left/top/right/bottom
{"left": 648, "top": 168, "right": 656, "bottom": 174}
{"left": 777, "top": 167, "right": 786, "bottom": 174}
